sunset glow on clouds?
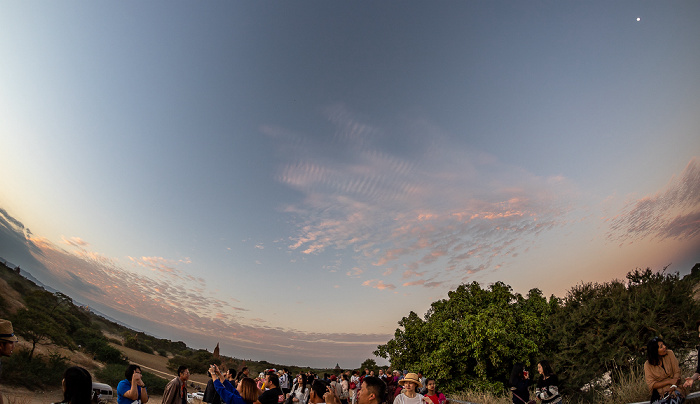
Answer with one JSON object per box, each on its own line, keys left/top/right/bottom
{"left": 1, "top": 1, "right": 699, "bottom": 368}
{"left": 273, "top": 106, "right": 582, "bottom": 291}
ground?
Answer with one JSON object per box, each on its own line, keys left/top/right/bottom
{"left": 1, "top": 338, "right": 210, "bottom": 403}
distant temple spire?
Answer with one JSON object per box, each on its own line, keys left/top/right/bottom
{"left": 213, "top": 342, "right": 220, "bottom": 359}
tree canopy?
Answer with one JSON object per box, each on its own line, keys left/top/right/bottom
{"left": 375, "top": 265, "right": 700, "bottom": 395}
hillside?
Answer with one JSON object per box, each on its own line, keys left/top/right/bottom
{"left": 0, "top": 260, "right": 343, "bottom": 384}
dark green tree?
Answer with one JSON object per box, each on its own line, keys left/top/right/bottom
{"left": 359, "top": 358, "right": 378, "bottom": 373}
{"left": 548, "top": 266, "right": 700, "bottom": 393}
{"left": 375, "top": 281, "right": 555, "bottom": 392}
{"left": 11, "top": 290, "right": 79, "bottom": 360}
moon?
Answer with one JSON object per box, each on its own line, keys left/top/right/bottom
{"left": 637, "top": 17, "right": 641, "bottom": 21}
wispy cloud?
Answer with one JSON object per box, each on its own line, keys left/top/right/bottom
{"left": 0, "top": 217, "right": 391, "bottom": 366}
{"left": 62, "top": 236, "right": 89, "bottom": 247}
{"left": 607, "top": 157, "right": 700, "bottom": 243}
{"left": 270, "top": 105, "right": 579, "bottom": 289}
{"left": 362, "top": 279, "right": 396, "bottom": 290}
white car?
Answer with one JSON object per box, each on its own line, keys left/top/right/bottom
{"left": 187, "top": 392, "right": 204, "bottom": 403}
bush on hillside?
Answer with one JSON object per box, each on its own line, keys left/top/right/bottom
{"left": 1, "top": 347, "right": 68, "bottom": 388}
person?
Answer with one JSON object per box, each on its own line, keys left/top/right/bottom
{"left": 0, "top": 319, "right": 18, "bottom": 404}
{"left": 259, "top": 371, "right": 284, "bottom": 404}
{"left": 416, "top": 373, "right": 427, "bottom": 395}
{"left": 118, "top": 364, "right": 150, "bottom": 404}
{"left": 338, "top": 373, "right": 349, "bottom": 404}
{"left": 162, "top": 366, "right": 190, "bottom": 404}
{"left": 53, "top": 366, "right": 97, "bottom": 404}
{"left": 509, "top": 363, "right": 531, "bottom": 404}
{"left": 291, "top": 374, "right": 310, "bottom": 404}
{"left": 393, "top": 373, "right": 423, "bottom": 404}
{"left": 422, "top": 379, "right": 446, "bottom": 404}
{"left": 685, "top": 320, "right": 700, "bottom": 388}
{"left": 203, "top": 370, "right": 223, "bottom": 404}
{"left": 349, "top": 371, "right": 360, "bottom": 404}
{"left": 308, "top": 379, "right": 330, "bottom": 404}
{"left": 644, "top": 337, "right": 684, "bottom": 402}
{"left": 237, "top": 378, "right": 261, "bottom": 404}
{"left": 207, "top": 365, "right": 256, "bottom": 404}
{"left": 535, "top": 361, "right": 561, "bottom": 404}
{"left": 237, "top": 367, "right": 250, "bottom": 383}
{"left": 327, "top": 376, "right": 386, "bottom": 404}
{"left": 280, "top": 369, "right": 291, "bottom": 395}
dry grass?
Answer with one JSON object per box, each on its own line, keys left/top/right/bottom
{"left": 448, "top": 362, "right": 700, "bottom": 404}
{"left": 3, "top": 396, "right": 32, "bottom": 404}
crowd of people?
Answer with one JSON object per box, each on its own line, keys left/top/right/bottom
{"left": 5, "top": 316, "right": 700, "bottom": 404}
{"left": 197, "top": 366, "right": 448, "bottom": 404}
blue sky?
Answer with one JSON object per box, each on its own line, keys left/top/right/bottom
{"left": 1, "top": 1, "right": 699, "bottom": 368}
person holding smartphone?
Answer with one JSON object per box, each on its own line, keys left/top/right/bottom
{"left": 509, "top": 363, "right": 531, "bottom": 404}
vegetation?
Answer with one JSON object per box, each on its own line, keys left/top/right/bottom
{"left": 375, "top": 281, "right": 555, "bottom": 392}
{"left": 0, "top": 347, "right": 69, "bottom": 388}
{"left": 377, "top": 264, "right": 700, "bottom": 399}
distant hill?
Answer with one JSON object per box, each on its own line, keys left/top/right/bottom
{"left": 0, "top": 257, "right": 344, "bottom": 377}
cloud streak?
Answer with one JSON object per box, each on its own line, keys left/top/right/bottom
{"left": 0, "top": 211, "right": 391, "bottom": 367}
{"left": 271, "top": 105, "right": 579, "bottom": 289}
{"left": 607, "top": 157, "right": 700, "bottom": 243}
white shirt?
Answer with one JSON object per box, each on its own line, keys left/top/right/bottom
{"left": 393, "top": 393, "right": 424, "bottom": 404}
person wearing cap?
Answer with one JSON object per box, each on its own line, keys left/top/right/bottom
{"left": 0, "top": 319, "right": 18, "bottom": 404}
{"left": 393, "top": 373, "right": 423, "bottom": 404}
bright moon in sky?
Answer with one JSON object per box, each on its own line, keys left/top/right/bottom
{"left": 637, "top": 17, "right": 641, "bottom": 21}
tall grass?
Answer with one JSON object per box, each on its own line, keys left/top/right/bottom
{"left": 446, "top": 364, "right": 664, "bottom": 404}
{"left": 3, "top": 396, "right": 32, "bottom": 404}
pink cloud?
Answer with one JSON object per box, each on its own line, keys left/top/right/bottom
{"left": 272, "top": 105, "right": 579, "bottom": 289}
{"left": 62, "top": 236, "right": 89, "bottom": 247}
{"left": 362, "top": 279, "right": 396, "bottom": 290}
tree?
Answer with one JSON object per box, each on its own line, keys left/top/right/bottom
{"left": 375, "top": 281, "right": 555, "bottom": 392}
{"left": 359, "top": 358, "right": 378, "bottom": 373}
{"left": 11, "top": 290, "right": 77, "bottom": 360}
{"left": 548, "top": 267, "right": 700, "bottom": 393}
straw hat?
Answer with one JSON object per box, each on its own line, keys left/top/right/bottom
{"left": 398, "top": 373, "right": 422, "bottom": 388}
{"left": 0, "top": 319, "right": 18, "bottom": 342}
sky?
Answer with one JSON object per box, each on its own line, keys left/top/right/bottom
{"left": 1, "top": 1, "right": 699, "bottom": 369}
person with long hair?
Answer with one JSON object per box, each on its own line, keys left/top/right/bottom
{"left": 237, "top": 378, "right": 262, "bottom": 404}
{"left": 535, "top": 360, "right": 561, "bottom": 404}
{"left": 209, "top": 365, "right": 259, "bottom": 404}
{"left": 53, "top": 366, "right": 97, "bottom": 404}
{"left": 644, "top": 337, "right": 684, "bottom": 402}
{"left": 291, "top": 374, "right": 309, "bottom": 404}
{"left": 509, "top": 363, "right": 531, "bottom": 404}
{"left": 338, "top": 373, "right": 350, "bottom": 404}
{"left": 421, "top": 379, "right": 447, "bottom": 404}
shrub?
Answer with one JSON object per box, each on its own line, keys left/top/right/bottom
{"left": 1, "top": 347, "right": 67, "bottom": 388}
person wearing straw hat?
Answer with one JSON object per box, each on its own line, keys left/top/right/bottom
{"left": 393, "top": 373, "right": 424, "bottom": 404}
{"left": 0, "top": 319, "right": 18, "bottom": 404}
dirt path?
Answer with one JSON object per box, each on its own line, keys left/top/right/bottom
{"left": 109, "top": 343, "right": 209, "bottom": 387}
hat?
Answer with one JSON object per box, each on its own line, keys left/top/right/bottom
{"left": 398, "top": 373, "right": 422, "bottom": 388}
{"left": 0, "top": 319, "right": 18, "bottom": 342}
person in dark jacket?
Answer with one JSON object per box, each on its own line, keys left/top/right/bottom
{"left": 204, "top": 371, "right": 222, "bottom": 404}
{"left": 509, "top": 363, "right": 531, "bottom": 404}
